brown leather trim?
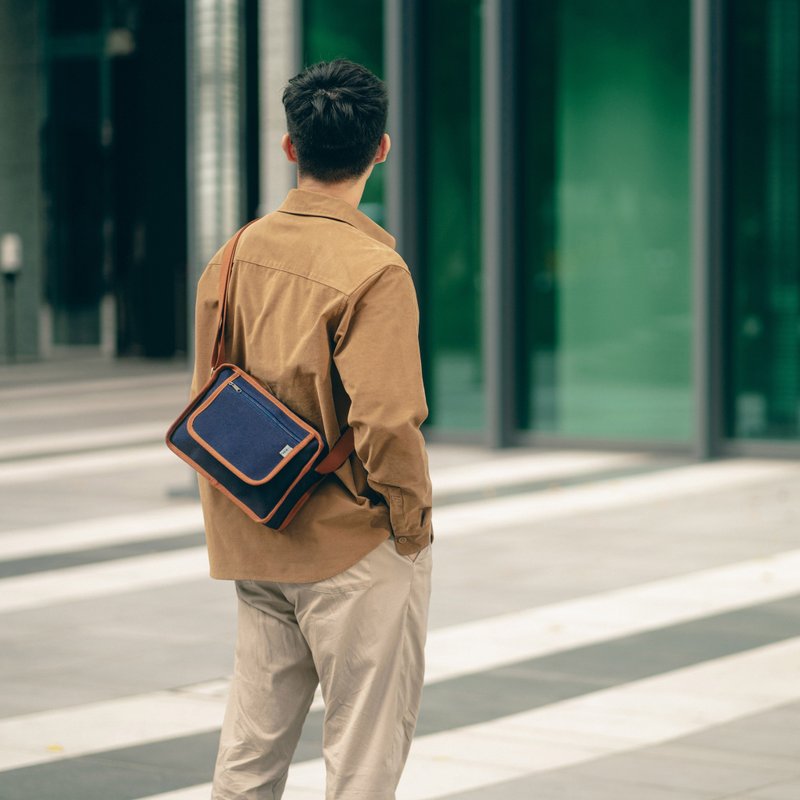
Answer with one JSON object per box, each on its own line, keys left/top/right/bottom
{"left": 166, "top": 432, "right": 324, "bottom": 527}
{"left": 276, "top": 483, "right": 319, "bottom": 530}
{"left": 315, "top": 426, "right": 355, "bottom": 475}
{"left": 166, "top": 363, "right": 328, "bottom": 525}
{"left": 164, "top": 365, "right": 220, "bottom": 455}
{"left": 165, "top": 438, "right": 279, "bottom": 525}
{"left": 211, "top": 219, "right": 259, "bottom": 371}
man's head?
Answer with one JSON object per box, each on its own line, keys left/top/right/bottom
{"left": 282, "top": 59, "right": 389, "bottom": 184}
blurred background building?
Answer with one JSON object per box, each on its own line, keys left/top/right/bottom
{"left": 0, "top": 0, "right": 798, "bottom": 459}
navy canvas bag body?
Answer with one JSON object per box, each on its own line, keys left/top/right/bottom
{"left": 165, "top": 219, "right": 355, "bottom": 530}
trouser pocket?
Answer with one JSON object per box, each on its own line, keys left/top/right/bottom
{"left": 387, "top": 532, "right": 432, "bottom": 563}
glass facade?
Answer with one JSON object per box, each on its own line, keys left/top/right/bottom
{"left": 725, "top": 0, "right": 800, "bottom": 442}
{"left": 44, "top": 56, "right": 104, "bottom": 346}
{"left": 40, "top": 0, "right": 187, "bottom": 355}
{"left": 302, "top": 0, "right": 385, "bottom": 225}
{"left": 13, "top": 0, "right": 794, "bottom": 451}
{"left": 517, "top": 0, "right": 692, "bottom": 442}
{"left": 419, "top": 0, "right": 484, "bottom": 431}
{"left": 303, "top": 0, "right": 485, "bottom": 433}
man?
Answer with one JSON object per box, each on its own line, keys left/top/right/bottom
{"left": 190, "top": 59, "right": 434, "bottom": 799}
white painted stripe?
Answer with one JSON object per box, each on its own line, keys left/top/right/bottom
{"left": 145, "top": 786, "right": 319, "bottom": 800}
{"left": 0, "top": 436, "right": 647, "bottom": 494}
{"left": 0, "top": 444, "right": 173, "bottom": 486}
{"left": 432, "top": 457, "right": 799, "bottom": 537}
{"left": 0, "top": 506, "right": 203, "bottom": 561}
{"left": 0, "top": 387, "right": 183, "bottom": 423}
{"left": 0, "top": 422, "right": 168, "bottom": 460}
{"left": 0, "top": 548, "right": 209, "bottom": 614}
{"left": 1, "top": 429, "right": 792, "bottom": 516}
{"left": 0, "top": 689, "right": 223, "bottom": 773}
{"left": 431, "top": 450, "right": 651, "bottom": 495}
{"left": 3, "top": 546, "right": 800, "bottom": 771}
{"left": 423, "top": 546, "right": 800, "bottom": 683}
{"left": 0, "top": 451, "right": 645, "bottom": 558}
{"left": 0, "top": 371, "right": 185, "bottom": 401}
{"left": 137, "top": 636, "right": 800, "bottom": 800}
{"left": 1, "top": 461, "right": 799, "bottom": 614}
{"left": 2, "top": 455, "right": 794, "bottom": 557}
{"left": 0, "top": 440, "right": 643, "bottom": 495}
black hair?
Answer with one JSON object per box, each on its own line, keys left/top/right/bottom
{"left": 282, "top": 59, "right": 388, "bottom": 183}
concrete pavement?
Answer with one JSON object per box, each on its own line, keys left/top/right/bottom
{"left": 1, "top": 355, "right": 799, "bottom": 799}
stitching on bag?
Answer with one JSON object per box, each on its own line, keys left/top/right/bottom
{"left": 185, "top": 376, "right": 316, "bottom": 486}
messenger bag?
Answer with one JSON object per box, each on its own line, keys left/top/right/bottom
{"left": 165, "top": 219, "right": 355, "bottom": 529}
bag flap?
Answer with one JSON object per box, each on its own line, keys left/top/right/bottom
{"left": 186, "top": 366, "right": 322, "bottom": 485}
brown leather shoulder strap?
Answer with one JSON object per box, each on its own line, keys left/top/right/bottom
{"left": 208, "top": 218, "right": 355, "bottom": 469}
{"left": 210, "top": 219, "right": 260, "bottom": 371}
{"left": 316, "top": 427, "right": 355, "bottom": 474}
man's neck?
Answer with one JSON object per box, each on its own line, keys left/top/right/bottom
{"left": 295, "top": 176, "right": 367, "bottom": 209}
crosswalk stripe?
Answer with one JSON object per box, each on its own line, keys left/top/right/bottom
{"left": 0, "top": 388, "right": 181, "bottom": 423}
{"left": 0, "top": 422, "right": 168, "bottom": 461}
{"left": 136, "top": 635, "right": 800, "bottom": 800}
{"left": 0, "top": 450, "right": 641, "bottom": 559}
{"left": 0, "top": 444, "right": 640, "bottom": 495}
{"left": 143, "top": 785, "right": 318, "bottom": 800}
{"left": 1, "top": 454, "right": 798, "bottom": 611}
{"left": 0, "top": 506, "right": 203, "bottom": 561}
{"left": 0, "top": 548, "right": 209, "bottom": 614}
{"left": 0, "top": 438, "right": 648, "bottom": 493}
{"left": 422, "top": 546, "right": 800, "bottom": 682}
{"left": 0, "top": 691, "right": 223, "bottom": 774}
{"left": 0, "top": 448, "right": 642, "bottom": 526}
{"left": 0, "top": 372, "right": 185, "bottom": 401}
{"left": 2, "top": 456, "right": 795, "bottom": 560}
{"left": 2, "top": 546, "right": 800, "bottom": 772}
{"left": 433, "top": 457, "right": 798, "bottom": 537}
{"left": 0, "top": 444, "right": 173, "bottom": 486}
{"left": 428, "top": 450, "right": 650, "bottom": 494}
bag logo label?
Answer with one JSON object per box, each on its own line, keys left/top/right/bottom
{"left": 279, "top": 445, "right": 293, "bottom": 458}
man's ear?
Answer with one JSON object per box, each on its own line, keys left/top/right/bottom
{"left": 374, "top": 133, "right": 391, "bottom": 165}
{"left": 282, "top": 133, "right": 298, "bottom": 164}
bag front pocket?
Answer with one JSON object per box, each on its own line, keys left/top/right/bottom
{"left": 187, "top": 368, "right": 316, "bottom": 485}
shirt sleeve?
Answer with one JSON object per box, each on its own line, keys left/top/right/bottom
{"left": 332, "top": 264, "right": 434, "bottom": 553}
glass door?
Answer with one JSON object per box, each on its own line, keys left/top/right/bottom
{"left": 724, "top": 0, "right": 800, "bottom": 443}
{"left": 516, "top": 0, "right": 693, "bottom": 443}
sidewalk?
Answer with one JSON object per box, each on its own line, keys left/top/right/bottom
{"left": 0, "top": 356, "right": 799, "bottom": 800}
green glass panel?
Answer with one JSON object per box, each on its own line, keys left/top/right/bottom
{"left": 48, "top": 0, "right": 102, "bottom": 35}
{"left": 46, "top": 57, "right": 103, "bottom": 346}
{"left": 420, "top": 0, "right": 483, "bottom": 431}
{"left": 517, "top": 0, "right": 692, "bottom": 442}
{"left": 302, "top": 0, "right": 385, "bottom": 223}
{"left": 726, "top": 0, "right": 800, "bottom": 440}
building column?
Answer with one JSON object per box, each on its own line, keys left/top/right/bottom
{"left": 481, "top": 0, "right": 517, "bottom": 448}
{"left": 384, "top": 0, "right": 422, "bottom": 286}
{"left": 691, "top": 0, "right": 725, "bottom": 460}
{"left": 186, "top": 0, "right": 246, "bottom": 362}
{"left": 259, "top": 0, "right": 301, "bottom": 216}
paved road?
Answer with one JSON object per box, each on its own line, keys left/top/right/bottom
{"left": 1, "top": 357, "right": 799, "bottom": 800}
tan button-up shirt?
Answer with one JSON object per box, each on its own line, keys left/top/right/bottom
{"left": 189, "top": 188, "right": 434, "bottom": 582}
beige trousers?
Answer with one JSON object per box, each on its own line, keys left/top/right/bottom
{"left": 211, "top": 533, "right": 433, "bottom": 800}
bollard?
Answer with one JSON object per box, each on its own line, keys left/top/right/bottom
{"left": 1, "top": 233, "right": 22, "bottom": 363}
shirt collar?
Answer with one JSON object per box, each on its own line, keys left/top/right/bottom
{"left": 276, "top": 188, "right": 396, "bottom": 250}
